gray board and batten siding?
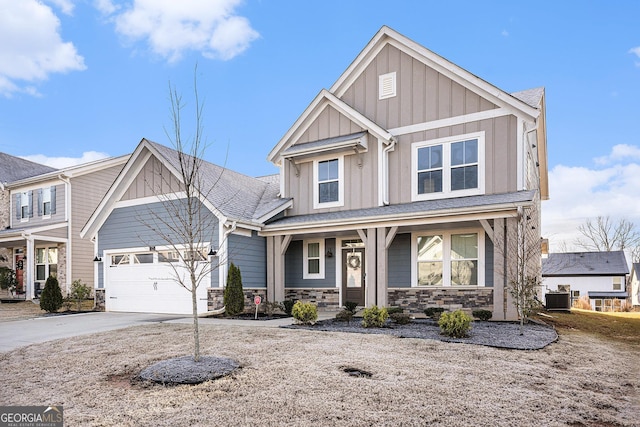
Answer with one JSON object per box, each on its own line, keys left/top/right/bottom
{"left": 227, "top": 231, "right": 268, "bottom": 288}
{"left": 97, "top": 200, "right": 219, "bottom": 288}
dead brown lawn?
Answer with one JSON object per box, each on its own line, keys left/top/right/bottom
{"left": 1, "top": 322, "right": 638, "bottom": 427}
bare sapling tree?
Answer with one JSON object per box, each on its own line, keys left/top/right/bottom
{"left": 139, "top": 69, "right": 226, "bottom": 362}
{"left": 496, "top": 197, "right": 543, "bottom": 334}
{"left": 575, "top": 216, "right": 640, "bottom": 255}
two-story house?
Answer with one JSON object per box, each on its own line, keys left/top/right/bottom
{"left": 0, "top": 153, "right": 57, "bottom": 285}
{"left": 0, "top": 155, "right": 128, "bottom": 299}
{"left": 262, "top": 26, "right": 548, "bottom": 320}
{"left": 542, "top": 251, "right": 630, "bottom": 312}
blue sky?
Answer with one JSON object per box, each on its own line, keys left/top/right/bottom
{"left": 1, "top": 0, "right": 639, "bottom": 250}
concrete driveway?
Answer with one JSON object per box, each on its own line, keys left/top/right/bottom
{"left": 0, "top": 312, "right": 184, "bottom": 352}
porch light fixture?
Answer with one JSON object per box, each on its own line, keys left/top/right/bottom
{"left": 326, "top": 249, "right": 333, "bottom": 258}
{"left": 208, "top": 248, "right": 217, "bottom": 257}
{"left": 93, "top": 255, "right": 102, "bottom": 262}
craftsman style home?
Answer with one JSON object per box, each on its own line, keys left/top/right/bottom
{"left": 263, "top": 26, "right": 548, "bottom": 320}
{"left": 0, "top": 153, "right": 128, "bottom": 298}
{"left": 81, "top": 26, "right": 548, "bottom": 319}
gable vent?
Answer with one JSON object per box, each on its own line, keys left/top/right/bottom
{"left": 379, "top": 72, "right": 396, "bottom": 100}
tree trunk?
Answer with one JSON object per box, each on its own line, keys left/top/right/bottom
{"left": 191, "top": 274, "right": 200, "bottom": 362}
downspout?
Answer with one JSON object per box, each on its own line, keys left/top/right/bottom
{"left": 382, "top": 136, "right": 397, "bottom": 206}
{"left": 58, "top": 173, "right": 72, "bottom": 294}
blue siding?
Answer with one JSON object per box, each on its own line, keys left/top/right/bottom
{"left": 285, "top": 238, "right": 336, "bottom": 288}
{"left": 228, "top": 231, "right": 266, "bottom": 288}
{"left": 388, "top": 233, "right": 412, "bottom": 288}
{"left": 484, "top": 233, "right": 494, "bottom": 287}
{"left": 97, "top": 200, "right": 219, "bottom": 288}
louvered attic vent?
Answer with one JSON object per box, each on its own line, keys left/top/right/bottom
{"left": 379, "top": 72, "right": 396, "bottom": 100}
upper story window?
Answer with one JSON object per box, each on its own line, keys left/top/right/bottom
{"left": 612, "top": 277, "right": 622, "bottom": 291}
{"left": 412, "top": 132, "right": 485, "bottom": 201}
{"left": 16, "top": 191, "right": 33, "bottom": 222}
{"left": 313, "top": 157, "right": 344, "bottom": 209}
{"left": 38, "top": 187, "right": 56, "bottom": 218}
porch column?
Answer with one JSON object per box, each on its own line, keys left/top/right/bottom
{"left": 269, "top": 235, "right": 290, "bottom": 303}
{"left": 504, "top": 217, "right": 520, "bottom": 320}
{"left": 363, "top": 228, "right": 378, "bottom": 307}
{"left": 376, "top": 228, "right": 388, "bottom": 307}
{"left": 24, "top": 235, "right": 34, "bottom": 300}
{"left": 492, "top": 218, "right": 506, "bottom": 320}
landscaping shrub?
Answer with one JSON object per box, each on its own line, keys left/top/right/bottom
{"left": 424, "top": 307, "right": 445, "bottom": 320}
{"left": 224, "top": 263, "right": 245, "bottom": 316}
{"left": 282, "top": 299, "right": 296, "bottom": 316}
{"left": 361, "top": 305, "right": 388, "bottom": 328}
{"left": 69, "top": 279, "right": 92, "bottom": 311}
{"left": 0, "top": 267, "right": 17, "bottom": 296}
{"left": 438, "top": 310, "right": 472, "bottom": 338}
{"left": 264, "top": 300, "right": 283, "bottom": 316}
{"left": 472, "top": 309, "right": 493, "bottom": 321}
{"left": 572, "top": 295, "right": 592, "bottom": 310}
{"left": 40, "top": 276, "right": 63, "bottom": 313}
{"left": 292, "top": 301, "right": 318, "bottom": 325}
{"left": 386, "top": 306, "right": 403, "bottom": 315}
{"left": 343, "top": 301, "right": 358, "bottom": 314}
{"left": 335, "top": 309, "right": 354, "bottom": 324}
{"left": 390, "top": 312, "right": 412, "bottom": 325}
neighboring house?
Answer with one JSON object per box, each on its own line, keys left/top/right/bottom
{"left": 262, "top": 26, "right": 548, "bottom": 320}
{"left": 0, "top": 153, "right": 57, "bottom": 275}
{"left": 629, "top": 263, "right": 640, "bottom": 307}
{"left": 80, "top": 139, "right": 290, "bottom": 315}
{"left": 542, "top": 251, "right": 630, "bottom": 312}
{"left": 0, "top": 155, "right": 128, "bottom": 298}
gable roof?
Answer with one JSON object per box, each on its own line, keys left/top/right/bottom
{"left": 267, "top": 89, "right": 395, "bottom": 163}
{"left": 0, "top": 152, "right": 57, "bottom": 188}
{"left": 82, "top": 139, "right": 291, "bottom": 239}
{"left": 632, "top": 263, "right": 640, "bottom": 280}
{"left": 542, "top": 251, "right": 629, "bottom": 277}
{"left": 330, "top": 26, "right": 540, "bottom": 121}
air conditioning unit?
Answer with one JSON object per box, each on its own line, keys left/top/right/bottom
{"left": 545, "top": 292, "right": 570, "bottom": 311}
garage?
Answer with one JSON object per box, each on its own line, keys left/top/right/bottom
{"left": 104, "top": 250, "right": 209, "bottom": 315}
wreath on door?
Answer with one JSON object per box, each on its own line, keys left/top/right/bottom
{"left": 347, "top": 254, "right": 361, "bottom": 269}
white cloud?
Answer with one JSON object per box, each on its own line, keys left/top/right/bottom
{"left": 594, "top": 143, "right": 640, "bottom": 165}
{"left": 630, "top": 46, "right": 640, "bottom": 67}
{"left": 501, "top": 29, "right": 509, "bottom": 37}
{"left": 94, "top": 0, "right": 119, "bottom": 15}
{"left": 0, "top": 0, "right": 86, "bottom": 97}
{"left": 45, "top": 0, "right": 75, "bottom": 15}
{"left": 103, "top": 0, "right": 259, "bottom": 62}
{"left": 20, "top": 151, "right": 111, "bottom": 168}
{"left": 542, "top": 147, "right": 640, "bottom": 252}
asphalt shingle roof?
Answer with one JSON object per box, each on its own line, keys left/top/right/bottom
{"left": 0, "top": 152, "right": 57, "bottom": 184}
{"left": 542, "top": 251, "right": 629, "bottom": 276}
{"left": 265, "top": 190, "right": 536, "bottom": 228}
{"left": 147, "top": 141, "right": 290, "bottom": 225}
{"left": 511, "top": 87, "right": 544, "bottom": 109}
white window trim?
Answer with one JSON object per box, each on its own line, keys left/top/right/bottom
{"left": 612, "top": 277, "right": 622, "bottom": 291}
{"left": 303, "top": 239, "right": 325, "bottom": 280}
{"left": 313, "top": 156, "right": 344, "bottom": 209}
{"left": 42, "top": 187, "right": 52, "bottom": 219}
{"left": 411, "top": 131, "right": 485, "bottom": 201}
{"left": 411, "top": 229, "right": 485, "bottom": 287}
{"left": 20, "top": 191, "right": 29, "bottom": 222}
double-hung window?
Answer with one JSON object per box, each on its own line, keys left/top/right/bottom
{"left": 18, "top": 191, "right": 32, "bottom": 221}
{"left": 314, "top": 157, "right": 343, "bottom": 208}
{"left": 412, "top": 230, "right": 483, "bottom": 287}
{"left": 412, "top": 132, "right": 484, "bottom": 201}
{"left": 303, "top": 239, "right": 325, "bottom": 279}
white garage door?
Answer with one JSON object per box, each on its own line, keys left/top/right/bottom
{"left": 105, "top": 251, "right": 209, "bottom": 315}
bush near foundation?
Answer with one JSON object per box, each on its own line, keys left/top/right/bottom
{"left": 282, "top": 299, "right": 296, "bottom": 316}
{"left": 40, "top": 276, "right": 63, "bottom": 313}
{"left": 438, "top": 310, "right": 472, "bottom": 338}
{"left": 292, "top": 301, "right": 318, "bottom": 325}
{"left": 361, "top": 305, "right": 388, "bottom": 328}
{"left": 424, "top": 307, "right": 446, "bottom": 320}
{"left": 472, "top": 309, "right": 493, "bottom": 321}
{"left": 224, "top": 263, "right": 244, "bottom": 316}
{"left": 390, "top": 313, "right": 412, "bottom": 325}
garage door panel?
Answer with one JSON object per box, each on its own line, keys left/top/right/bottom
{"left": 106, "top": 262, "right": 209, "bottom": 314}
